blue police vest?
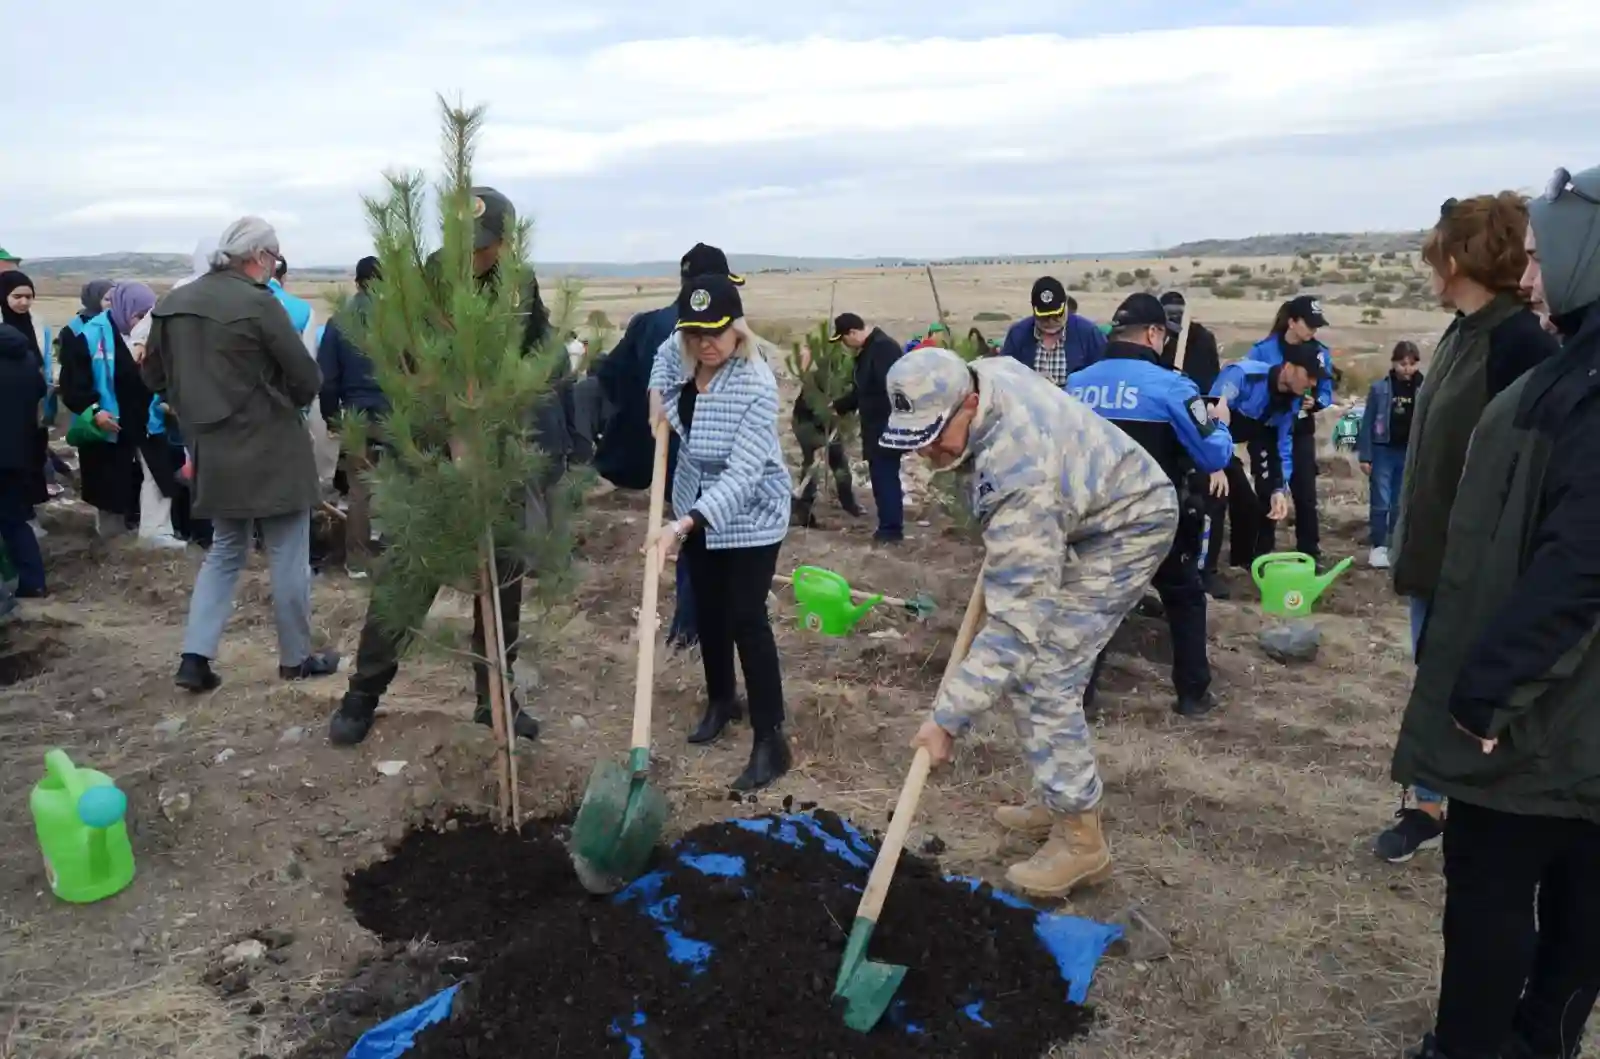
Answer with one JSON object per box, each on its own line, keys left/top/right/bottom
{"left": 1069, "top": 351, "right": 1233, "bottom": 475}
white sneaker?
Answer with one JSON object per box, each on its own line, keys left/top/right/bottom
{"left": 140, "top": 533, "right": 189, "bottom": 552}
{"left": 1369, "top": 546, "right": 1391, "bottom": 569}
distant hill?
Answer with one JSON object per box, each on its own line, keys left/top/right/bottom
{"left": 1163, "top": 231, "right": 1428, "bottom": 258}
{"left": 25, "top": 233, "right": 1427, "bottom": 280}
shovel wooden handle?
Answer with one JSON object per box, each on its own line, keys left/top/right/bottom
{"left": 631, "top": 421, "right": 670, "bottom": 761}
{"left": 855, "top": 570, "right": 987, "bottom": 923}
{"left": 1171, "top": 293, "right": 1193, "bottom": 373}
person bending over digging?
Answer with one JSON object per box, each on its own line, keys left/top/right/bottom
{"left": 882, "top": 347, "right": 1178, "bottom": 897}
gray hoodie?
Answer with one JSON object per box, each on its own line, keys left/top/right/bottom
{"left": 1528, "top": 164, "right": 1600, "bottom": 319}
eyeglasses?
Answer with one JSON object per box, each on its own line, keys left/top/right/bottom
{"left": 1545, "top": 167, "right": 1599, "bottom": 206}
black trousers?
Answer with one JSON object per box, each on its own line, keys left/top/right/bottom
{"left": 1244, "top": 437, "right": 1280, "bottom": 560}
{"left": 797, "top": 437, "right": 850, "bottom": 505}
{"left": 1434, "top": 799, "right": 1600, "bottom": 1059}
{"left": 1152, "top": 508, "right": 1210, "bottom": 698}
{"left": 1202, "top": 457, "right": 1261, "bottom": 573}
{"left": 349, "top": 552, "right": 524, "bottom": 708}
{"left": 683, "top": 535, "right": 785, "bottom": 735}
{"left": 1289, "top": 425, "right": 1320, "bottom": 557}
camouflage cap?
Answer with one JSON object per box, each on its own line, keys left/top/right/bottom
{"left": 880, "top": 347, "right": 975, "bottom": 450}
{"left": 469, "top": 187, "right": 516, "bottom": 251}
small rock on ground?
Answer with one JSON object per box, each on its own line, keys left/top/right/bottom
{"left": 1258, "top": 621, "right": 1321, "bottom": 663}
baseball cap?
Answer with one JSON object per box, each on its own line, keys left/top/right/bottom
{"left": 1284, "top": 294, "right": 1330, "bottom": 329}
{"left": 829, "top": 312, "right": 864, "bottom": 342}
{"left": 1110, "top": 292, "right": 1168, "bottom": 330}
{"left": 0, "top": 247, "right": 19, "bottom": 264}
{"left": 470, "top": 187, "right": 516, "bottom": 251}
{"left": 1281, "top": 342, "right": 1327, "bottom": 380}
{"left": 1031, "top": 276, "right": 1067, "bottom": 318}
{"left": 880, "top": 348, "right": 975, "bottom": 451}
{"left": 677, "top": 273, "right": 742, "bottom": 332}
{"left": 680, "top": 242, "right": 745, "bottom": 286}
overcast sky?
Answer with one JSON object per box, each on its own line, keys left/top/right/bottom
{"left": 6, "top": 0, "right": 1596, "bottom": 266}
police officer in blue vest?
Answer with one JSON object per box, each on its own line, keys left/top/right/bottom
{"left": 1068, "top": 293, "right": 1235, "bottom": 717}
{"left": 1209, "top": 345, "right": 1326, "bottom": 561}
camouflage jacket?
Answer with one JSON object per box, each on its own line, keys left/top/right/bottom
{"left": 935, "top": 357, "right": 1176, "bottom": 733}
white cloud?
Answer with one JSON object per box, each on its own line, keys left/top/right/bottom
{"left": 4, "top": 0, "right": 1597, "bottom": 262}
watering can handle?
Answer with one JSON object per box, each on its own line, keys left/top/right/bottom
{"left": 630, "top": 421, "right": 671, "bottom": 763}
{"left": 1251, "top": 552, "right": 1308, "bottom": 582}
{"left": 45, "top": 748, "right": 83, "bottom": 802}
{"left": 857, "top": 568, "right": 986, "bottom": 924}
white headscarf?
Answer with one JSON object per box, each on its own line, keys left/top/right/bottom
{"left": 171, "top": 237, "right": 217, "bottom": 290}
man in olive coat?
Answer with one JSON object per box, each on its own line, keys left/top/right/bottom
{"left": 143, "top": 216, "right": 340, "bottom": 692}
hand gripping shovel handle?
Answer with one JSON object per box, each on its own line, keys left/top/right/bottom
{"left": 854, "top": 570, "right": 987, "bottom": 926}
{"left": 630, "top": 420, "right": 671, "bottom": 773}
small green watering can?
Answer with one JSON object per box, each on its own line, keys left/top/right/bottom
{"left": 790, "top": 566, "right": 883, "bottom": 636}
{"left": 1251, "top": 552, "right": 1355, "bottom": 617}
{"left": 29, "top": 749, "right": 136, "bottom": 903}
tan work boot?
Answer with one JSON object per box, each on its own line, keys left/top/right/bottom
{"left": 1004, "top": 808, "right": 1113, "bottom": 898}
{"left": 993, "top": 803, "right": 1054, "bottom": 841}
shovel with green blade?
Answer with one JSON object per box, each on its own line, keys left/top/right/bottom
{"left": 835, "top": 569, "right": 987, "bottom": 1031}
{"left": 570, "top": 421, "right": 671, "bottom": 894}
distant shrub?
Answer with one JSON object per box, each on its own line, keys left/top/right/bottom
{"left": 1192, "top": 259, "right": 1202, "bottom": 267}
{"left": 1214, "top": 284, "right": 1247, "bottom": 300}
{"left": 1115, "top": 271, "right": 1136, "bottom": 287}
{"left": 973, "top": 311, "right": 1010, "bottom": 322}
{"left": 1133, "top": 268, "right": 1151, "bottom": 280}
{"left": 1372, "top": 280, "right": 1396, "bottom": 294}
{"left": 1362, "top": 307, "right": 1385, "bottom": 323}
{"left": 1226, "top": 264, "right": 1251, "bottom": 277}
{"left": 1169, "top": 265, "right": 1180, "bottom": 273}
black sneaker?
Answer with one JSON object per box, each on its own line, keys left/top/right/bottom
{"left": 474, "top": 705, "right": 541, "bottom": 742}
{"left": 1201, "top": 570, "right": 1231, "bottom": 600}
{"left": 1173, "top": 691, "right": 1218, "bottom": 719}
{"left": 280, "top": 650, "right": 341, "bottom": 681}
{"left": 1374, "top": 807, "right": 1444, "bottom": 863}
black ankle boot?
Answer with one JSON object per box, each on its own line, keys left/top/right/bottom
{"left": 731, "top": 729, "right": 791, "bottom": 791}
{"left": 688, "top": 696, "right": 744, "bottom": 745}
{"left": 329, "top": 691, "right": 379, "bottom": 746}
{"left": 175, "top": 653, "right": 221, "bottom": 693}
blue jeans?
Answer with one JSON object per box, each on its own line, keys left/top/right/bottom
{"left": 1368, "top": 444, "right": 1406, "bottom": 548}
{"left": 1408, "top": 594, "right": 1445, "bottom": 806}
{"left": 867, "top": 452, "right": 904, "bottom": 541}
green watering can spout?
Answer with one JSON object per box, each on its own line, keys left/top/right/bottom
{"left": 791, "top": 566, "right": 883, "bottom": 636}
{"left": 1250, "top": 552, "right": 1354, "bottom": 617}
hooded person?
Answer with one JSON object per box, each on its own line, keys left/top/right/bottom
{"left": 0, "top": 321, "right": 48, "bottom": 596}
{"left": 1391, "top": 164, "right": 1600, "bottom": 1059}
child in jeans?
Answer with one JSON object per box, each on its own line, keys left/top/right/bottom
{"left": 1357, "top": 341, "right": 1423, "bottom": 570}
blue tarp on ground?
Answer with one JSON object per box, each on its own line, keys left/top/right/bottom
{"left": 346, "top": 815, "right": 1122, "bottom": 1058}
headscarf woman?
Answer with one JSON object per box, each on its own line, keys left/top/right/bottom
{"left": 78, "top": 280, "right": 114, "bottom": 324}
{"left": 0, "top": 271, "right": 51, "bottom": 512}
{"left": 57, "top": 281, "right": 180, "bottom": 545}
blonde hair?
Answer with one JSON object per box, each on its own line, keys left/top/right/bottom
{"left": 1421, "top": 192, "right": 1531, "bottom": 295}
{"left": 677, "top": 316, "right": 769, "bottom": 375}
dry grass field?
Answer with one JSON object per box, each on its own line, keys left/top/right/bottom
{"left": 5, "top": 260, "right": 1562, "bottom": 1059}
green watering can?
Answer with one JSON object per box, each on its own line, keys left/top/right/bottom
{"left": 790, "top": 566, "right": 883, "bottom": 636}
{"left": 29, "top": 749, "right": 136, "bottom": 903}
{"left": 1251, "top": 552, "right": 1354, "bottom": 617}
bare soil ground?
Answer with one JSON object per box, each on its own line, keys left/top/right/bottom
{"left": 2, "top": 440, "right": 1483, "bottom": 1059}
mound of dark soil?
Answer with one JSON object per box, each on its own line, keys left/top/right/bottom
{"left": 344, "top": 811, "right": 1093, "bottom": 1058}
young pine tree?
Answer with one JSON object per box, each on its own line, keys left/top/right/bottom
{"left": 336, "top": 97, "right": 576, "bottom": 823}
